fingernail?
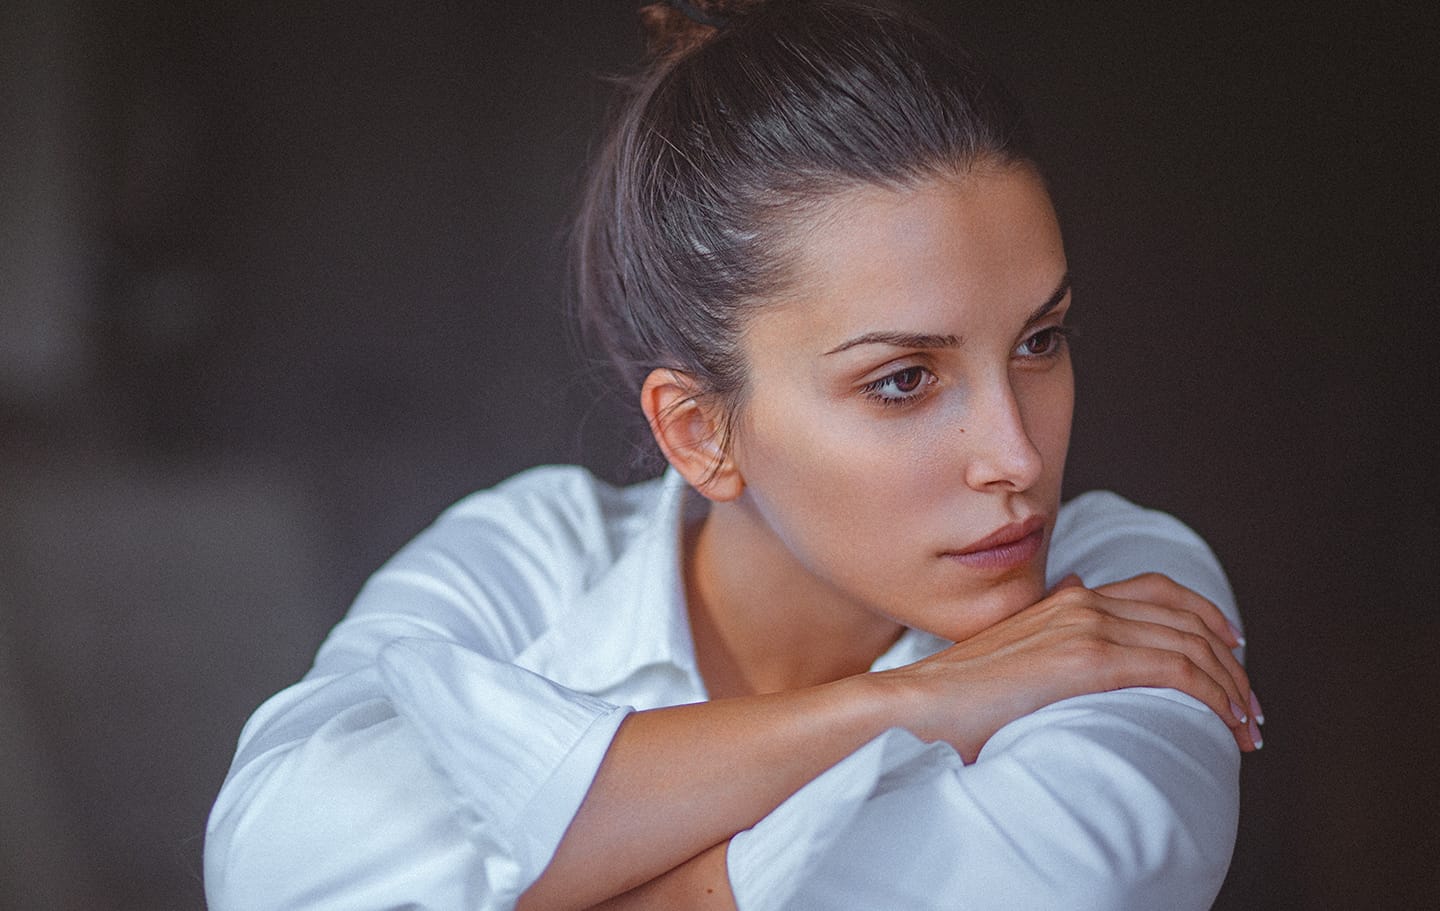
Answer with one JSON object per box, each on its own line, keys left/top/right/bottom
{"left": 1248, "top": 714, "right": 1263, "bottom": 749}
{"left": 1229, "top": 700, "right": 1247, "bottom": 725}
{"left": 1227, "top": 622, "right": 1247, "bottom": 648}
{"left": 1249, "top": 691, "right": 1265, "bottom": 726}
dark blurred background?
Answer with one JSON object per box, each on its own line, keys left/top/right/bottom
{"left": 1, "top": 1, "right": 1435, "bottom": 909}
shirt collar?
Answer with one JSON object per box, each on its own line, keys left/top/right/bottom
{"left": 513, "top": 469, "right": 704, "bottom": 697}
{"left": 512, "top": 468, "right": 953, "bottom": 697}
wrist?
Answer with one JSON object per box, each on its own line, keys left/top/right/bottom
{"left": 823, "top": 666, "right": 923, "bottom": 742}
{"left": 858, "top": 660, "right": 988, "bottom": 760}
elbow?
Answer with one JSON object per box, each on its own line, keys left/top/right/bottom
{"left": 1060, "top": 798, "right": 1238, "bottom": 911}
{"left": 1035, "top": 726, "right": 1240, "bottom": 908}
{"left": 977, "top": 692, "right": 1242, "bottom": 909}
{"left": 204, "top": 744, "right": 369, "bottom": 911}
{"left": 205, "top": 752, "right": 303, "bottom": 911}
{"left": 205, "top": 722, "right": 490, "bottom": 910}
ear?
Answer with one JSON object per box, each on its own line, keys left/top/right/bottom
{"left": 640, "top": 368, "right": 745, "bottom": 502}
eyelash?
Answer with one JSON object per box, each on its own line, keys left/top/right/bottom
{"left": 859, "top": 327, "right": 1074, "bottom": 408}
{"left": 860, "top": 366, "right": 934, "bottom": 408}
{"left": 1015, "top": 326, "right": 1075, "bottom": 360}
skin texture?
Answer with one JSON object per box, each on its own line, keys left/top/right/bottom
{"left": 686, "top": 162, "right": 1075, "bottom": 695}
{"left": 518, "top": 166, "right": 1257, "bottom": 911}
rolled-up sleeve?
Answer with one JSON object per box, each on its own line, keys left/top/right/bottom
{"left": 205, "top": 468, "right": 642, "bottom": 911}
{"left": 729, "top": 491, "right": 1244, "bottom": 910}
{"left": 732, "top": 687, "right": 1236, "bottom": 911}
{"left": 205, "top": 640, "right": 630, "bottom": 911}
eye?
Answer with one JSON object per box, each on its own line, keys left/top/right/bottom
{"left": 1015, "top": 326, "right": 1072, "bottom": 359}
{"left": 861, "top": 366, "right": 934, "bottom": 407}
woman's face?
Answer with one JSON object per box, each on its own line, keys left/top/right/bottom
{"left": 725, "top": 163, "right": 1073, "bottom": 642}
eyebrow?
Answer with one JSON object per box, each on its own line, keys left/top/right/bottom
{"left": 1024, "top": 273, "right": 1073, "bottom": 324}
{"left": 822, "top": 330, "right": 961, "bottom": 355}
{"left": 822, "top": 272, "right": 1072, "bottom": 356}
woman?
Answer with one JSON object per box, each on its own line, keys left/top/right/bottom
{"left": 206, "top": 2, "right": 1260, "bottom": 908}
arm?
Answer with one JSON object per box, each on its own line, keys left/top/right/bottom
{"left": 523, "top": 501, "right": 1253, "bottom": 909}
{"left": 723, "top": 490, "right": 1250, "bottom": 911}
{"left": 205, "top": 469, "right": 633, "bottom": 911}
{"left": 581, "top": 493, "right": 1253, "bottom": 911}
{"left": 547, "top": 584, "right": 1246, "bottom": 911}
{"left": 205, "top": 470, "right": 894, "bottom": 911}
{"left": 586, "top": 843, "right": 734, "bottom": 911}
{"left": 208, "top": 479, "right": 1249, "bottom": 911}
{"left": 756, "top": 688, "right": 1238, "bottom": 911}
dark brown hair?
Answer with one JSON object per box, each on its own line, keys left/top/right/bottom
{"left": 573, "top": 0, "right": 1034, "bottom": 452}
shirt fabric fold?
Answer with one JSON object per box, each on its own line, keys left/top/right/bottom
{"left": 206, "top": 466, "right": 1241, "bottom": 910}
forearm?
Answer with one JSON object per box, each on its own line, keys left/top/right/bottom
{"left": 518, "top": 674, "right": 892, "bottom": 911}
{"left": 585, "top": 842, "right": 734, "bottom": 911}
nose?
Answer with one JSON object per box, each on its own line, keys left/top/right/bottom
{"left": 962, "top": 382, "right": 1044, "bottom": 492}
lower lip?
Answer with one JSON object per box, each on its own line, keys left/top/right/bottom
{"left": 942, "top": 528, "right": 1044, "bottom": 571}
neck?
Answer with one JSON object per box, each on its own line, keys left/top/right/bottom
{"left": 684, "top": 495, "right": 905, "bottom": 699}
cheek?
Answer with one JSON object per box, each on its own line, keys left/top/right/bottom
{"left": 737, "top": 398, "right": 954, "bottom": 569}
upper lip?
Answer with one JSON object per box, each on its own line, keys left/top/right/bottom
{"left": 948, "top": 514, "right": 1047, "bottom": 555}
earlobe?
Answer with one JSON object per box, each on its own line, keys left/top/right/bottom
{"left": 640, "top": 369, "right": 745, "bottom": 502}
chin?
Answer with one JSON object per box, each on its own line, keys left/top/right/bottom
{"left": 926, "top": 573, "right": 1048, "bottom": 642}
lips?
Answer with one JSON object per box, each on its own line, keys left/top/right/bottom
{"left": 952, "top": 515, "right": 1046, "bottom": 554}
{"left": 942, "top": 514, "right": 1047, "bottom": 570}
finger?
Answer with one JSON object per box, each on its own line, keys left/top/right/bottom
{"left": 1094, "top": 573, "right": 1240, "bottom": 647}
{"left": 1249, "top": 690, "right": 1265, "bottom": 726}
{"left": 1102, "top": 596, "right": 1254, "bottom": 710}
{"left": 1096, "top": 612, "right": 1251, "bottom": 732}
{"left": 1116, "top": 644, "right": 1257, "bottom": 753}
{"left": 1094, "top": 573, "right": 1244, "bottom": 650}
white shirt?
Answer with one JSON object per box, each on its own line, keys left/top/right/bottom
{"left": 205, "top": 466, "right": 1242, "bottom": 910}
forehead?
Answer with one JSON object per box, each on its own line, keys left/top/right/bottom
{"left": 757, "top": 165, "right": 1067, "bottom": 351}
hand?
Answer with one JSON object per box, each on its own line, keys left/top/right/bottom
{"left": 873, "top": 572, "right": 1260, "bottom": 762}
{"left": 1086, "top": 572, "right": 1262, "bottom": 751}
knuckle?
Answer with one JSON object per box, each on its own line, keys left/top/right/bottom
{"left": 1192, "top": 600, "right": 1223, "bottom": 625}
{"left": 1179, "top": 612, "right": 1209, "bottom": 635}
{"left": 1049, "top": 597, "right": 1103, "bottom": 628}
{"left": 1069, "top": 607, "right": 1111, "bottom": 636}
{"left": 1136, "top": 571, "right": 1175, "bottom": 596}
{"left": 1163, "top": 650, "right": 1198, "bottom": 680}
{"left": 1050, "top": 587, "right": 1091, "bottom": 610}
{"left": 1181, "top": 630, "right": 1212, "bottom": 654}
{"left": 1065, "top": 636, "right": 1112, "bottom": 670}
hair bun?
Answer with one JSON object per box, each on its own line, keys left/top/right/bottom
{"left": 638, "top": 1, "right": 764, "bottom": 63}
